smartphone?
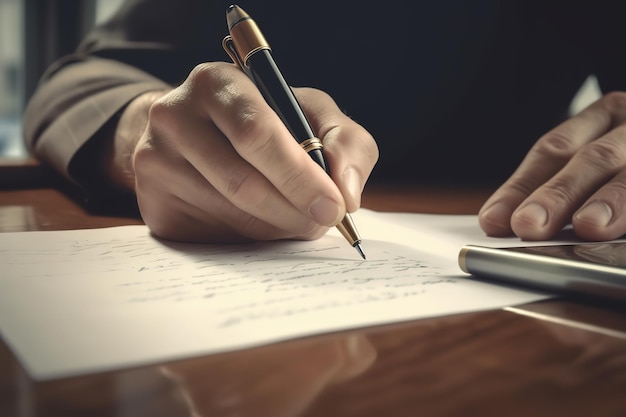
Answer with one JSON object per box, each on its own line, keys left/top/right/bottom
{"left": 458, "top": 242, "right": 626, "bottom": 302}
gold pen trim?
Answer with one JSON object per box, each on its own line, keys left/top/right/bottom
{"left": 227, "top": 15, "right": 271, "bottom": 66}
{"left": 300, "top": 137, "right": 323, "bottom": 153}
{"left": 336, "top": 214, "right": 362, "bottom": 247}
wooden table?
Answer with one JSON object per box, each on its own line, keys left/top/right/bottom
{"left": 1, "top": 175, "right": 625, "bottom": 417}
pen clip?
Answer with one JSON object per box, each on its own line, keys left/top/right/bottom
{"left": 222, "top": 35, "right": 253, "bottom": 79}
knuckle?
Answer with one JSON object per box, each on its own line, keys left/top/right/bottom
{"left": 578, "top": 140, "right": 626, "bottom": 173}
{"left": 224, "top": 171, "right": 277, "bottom": 219}
{"left": 540, "top": 176, "right": 580, "bottom": 206}
{"left": 188, "top": 62, "right": 281, "bottom": 155}
{"left": 278, "top": 164, "right": 309, "bottom": 194}
{"left": 132, "top": 139, "right": 161, "bottom": 177}
{"left": 607, "top": 184, "right": 626, "bottom": 205}
{"left": 147, "top": 97, "right": 178, "bottom": 134}
{"left": 532, "top": 131, "right": 577, "bottom": 160}
{"left": 189, "top": 62, "right": 248, "bottom": 111}
{"left": 146, "top": 93, "right": 196, "bottom": 151}
{"left": 598, "top": 177, "right": 626, "bottom": 204}
{"left": 131, "top": 146, "right": 151, "bottom": 174}
{"left": 188, "top": 62, "right": 230, "bottom": 90}
{"left": 602, "top": 91, "right": 626, "bottom": 114}
{"left": 502, "top": 176, "right": 538, "bottom": 197}
{"left": 224, "top": 166, "right": 257, "bottom": 201}
{"left": 232, "top": 110, "right": 279, "bottom": 155}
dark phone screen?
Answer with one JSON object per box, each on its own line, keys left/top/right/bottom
{"left": 503, "top": 242, "right": 626, "bottom": 269}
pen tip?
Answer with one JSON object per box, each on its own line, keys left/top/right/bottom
{"left": 354, "top": 243, "right": 366, "bottom": 260}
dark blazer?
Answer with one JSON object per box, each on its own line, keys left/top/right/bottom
{"left": 23, "top": 0, "right": 626, "bottom": 193}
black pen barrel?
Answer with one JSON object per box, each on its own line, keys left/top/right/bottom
{"left": 225, "top": 4, "right": 364, "bottom": 258}
{"left": 247, "top": 50, "right": 328, "bottom": 172}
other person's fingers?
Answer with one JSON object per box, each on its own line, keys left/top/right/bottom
{"left": 479, "top": 92, "right": 626, "bottom": 240}
{"left": 572, "top": 169, "right": 626, "bottom": 241}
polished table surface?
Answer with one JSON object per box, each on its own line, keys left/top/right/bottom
{"left": 1, "top": 173, "right": 625, "bottom": 417}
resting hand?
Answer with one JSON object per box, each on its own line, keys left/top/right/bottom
{"left": 479, "top": 92, "right": 626, "bottom": 241}
{"left": 107, "top": 62, "right": 378, "bottom": 242}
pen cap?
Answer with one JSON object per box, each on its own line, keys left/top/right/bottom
{"left": 227, "top": 5, "right": 271, "bottom": 66}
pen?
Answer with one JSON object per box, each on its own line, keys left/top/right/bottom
{"left": 222, "top": 4, "right": 366, "bottom": 259}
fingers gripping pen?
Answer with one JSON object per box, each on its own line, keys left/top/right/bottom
{"left": 222, "top": 4, "right": 366, "bottom": 259}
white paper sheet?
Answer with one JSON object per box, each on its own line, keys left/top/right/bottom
{"left": 0, "top": 210, "right": 567, "bottom": 380}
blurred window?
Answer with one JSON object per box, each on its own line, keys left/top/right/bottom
{"left": 0, "top": 0, "right": 26, "bottom": 158}
{"left": 95, "top": 0, "right": 124, "bottom": 23}
{"left": 0, "top": 0, "right": 123, "bottom": 159}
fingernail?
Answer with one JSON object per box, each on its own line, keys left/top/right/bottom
{"left": 575, "top": 201, "right": 613, "bottom": 227}
{"left": 514, "top": 203, "right": 548, "bottom": 227}
{"left": 342, "top": 167, "right": 362, "bottom": 207}
{"left": 310, "top": 196, "right": 341, "bottom": 226}
{"left": 480, "top": 202, "right": 512, "bottom": 229}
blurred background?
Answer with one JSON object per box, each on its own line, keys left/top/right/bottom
{"left": 0, "top": 0, "right": 123, "bottom": 159}
{"left": 0, "top": 0, "right": 601, "bottom": 161}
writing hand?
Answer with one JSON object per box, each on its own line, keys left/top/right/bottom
{"left": 479, "top": 92, "right": 626, "bottom": 241}
{"left": 107, "top": 62, "right": 378, "bottom": 242}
